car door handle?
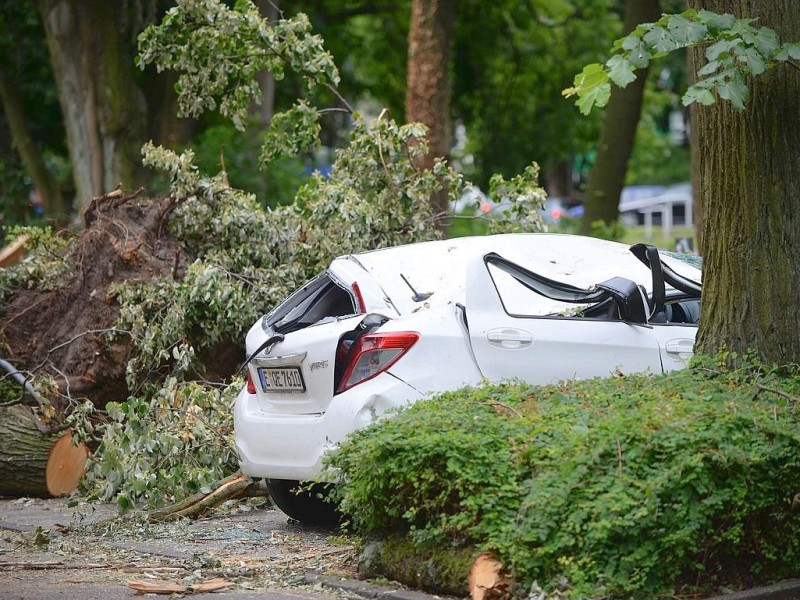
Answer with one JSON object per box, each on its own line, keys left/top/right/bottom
{"left": 487, "top": 328, "right": 532, "bottom": 349}
{"left": 665, "top": 339, "right": 694, "bottom": 356}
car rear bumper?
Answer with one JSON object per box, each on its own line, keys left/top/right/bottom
{"left": 234, "top": 373, "right": 424, "bottom": 481}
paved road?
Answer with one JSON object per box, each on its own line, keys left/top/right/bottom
{"left": 0, "top": 497, "right": 435, "bottom": 600}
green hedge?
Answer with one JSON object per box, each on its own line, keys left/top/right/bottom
{"left": 326, "top": 357, "right": 800, "bottom": 598}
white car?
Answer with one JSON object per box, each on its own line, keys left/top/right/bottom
{"left": 234, "top": 234, "right": 702, "bottom": 524}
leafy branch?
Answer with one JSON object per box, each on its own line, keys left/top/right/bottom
{"left": 138, "top": 0, "right": 342, "bottom": 161}
{"left": 563, "top": 8, "right": 800, "bottom": 114}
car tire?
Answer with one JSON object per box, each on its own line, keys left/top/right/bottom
{"left": 266, "top": 479, "right": 342, "bottom": 527}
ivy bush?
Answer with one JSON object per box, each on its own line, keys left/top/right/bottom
{"left": 326, "top": 356, "right": 800, "bottom": 597}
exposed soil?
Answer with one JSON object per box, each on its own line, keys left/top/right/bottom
{"left": 0, "top": 190, "right": 189, "bottom": 411}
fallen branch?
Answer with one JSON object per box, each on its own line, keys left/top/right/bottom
{"left": 754, "top": 384, "right": 800, "bottom": 403}
{"left": 0, "top": 561, "right": 183, "bottom": 572}
{"left": 147, "top": 472, "right": 260, "bottom": 522}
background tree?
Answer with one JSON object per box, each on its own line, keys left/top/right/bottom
{"left": 580, "top": 0, "right": 660, "bottom": 234}
{"left": 452, "top": 0, "right": 619, "bottom": 195}
{"left": 37, "top": 0, "right": 149, "bottom": 207}
{"left": 405, "top": 0, "right": 457, "bottom": 221}
{"left": 0, "top": 0, "right": 68, "bottom": 224}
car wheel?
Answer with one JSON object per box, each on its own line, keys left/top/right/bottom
{"left": 265, "top": 479, "right": 342, "bottom": 527}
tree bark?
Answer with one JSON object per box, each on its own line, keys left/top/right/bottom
{"left": 37, "top": 0, "right": 146, "bottom": 210}
{"left": 406, "top": 0, "right": 456, "bottom": 224}
{"left": 687, "top": 46, "right": 704, "bottom": 254}
{"left": 0, "top": 405, "right": 88, "bottom": 498}
{"left": 580, "top": 0, "right": 661, "bottom": 235}
{"left": 0, "top": 65, "right": 67, "bottom": 221}
{"left": 690, "top": 1, "right": 800, "bottom": 363}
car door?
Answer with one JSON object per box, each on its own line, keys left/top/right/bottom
{"left": 465, "top": 254, "right": 666, "bottom": 385}
{"left": 651, "top": 298, "right": 699, "bottom": 371}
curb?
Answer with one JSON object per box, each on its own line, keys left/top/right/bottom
{"left": 304, "top": 574, "right": 461, "bottom": 600}
{"left": 307, "top": 573, "right": 800, "bottom": 600}
{"left": 704, "top": 580, "right": 800, "bottom": 600}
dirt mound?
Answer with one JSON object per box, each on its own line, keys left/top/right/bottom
{"left": 0, "top": 190, "right": 189, "bottom": 410}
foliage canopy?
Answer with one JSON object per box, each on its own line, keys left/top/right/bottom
{"left": 564, "top": 8, "right": 800, "bottom": 114}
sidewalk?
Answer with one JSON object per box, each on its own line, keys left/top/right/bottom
{"left": 0, "top": 497, "right": 451, "bottom": 600}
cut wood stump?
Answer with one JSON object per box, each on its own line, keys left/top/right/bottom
{"left": 468, "top": 553, "right": 513, "bottom": 600}
{"left": 0, "top": 404, "right": 89, "bottom": 497}
{"left": 0, "top": 235, "right": 29, "bottom": 268}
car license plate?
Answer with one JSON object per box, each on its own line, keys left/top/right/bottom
{"left": 258, "top": 367, "right": 306, "bottom": 393}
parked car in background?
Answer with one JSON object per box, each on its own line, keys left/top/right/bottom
{"left": 538, "top": 197, "right": 583, "bottom": 225}
{"left": 450, "top": 187, "right": 582, "bottom": 226}
{"left": 234, "top": 234, "right": 702, "bottom": 524}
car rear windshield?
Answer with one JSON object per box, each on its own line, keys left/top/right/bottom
{"left": 265, "top": 272, "right": 357, "bottom": 334}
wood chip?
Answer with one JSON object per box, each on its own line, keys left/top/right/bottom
{"left": 127, "top": 579, "right": 186, "bottom": 594}
{"left": 127, "top": 577, "right": 234, "bottom": 595}
{"left": 189, "top": 578, "right": 235, "bottom": 593}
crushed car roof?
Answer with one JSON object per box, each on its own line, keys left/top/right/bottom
{"left": 336, "top": 233, "right": 702, "bottom": 316}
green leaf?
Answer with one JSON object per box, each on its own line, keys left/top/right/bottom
{"left": 697, "top": 10, "right": 735, "bottom": 33}
{"left": 706, "top": 39, "right": 734, "bottom": 62}
{"left": 697, "top": 60, "right": 721, "bottom": 77}
{"left": 606, "top": 55, "right": 637, "bottom": 88}
{"left": 717, "top": 73, "right": 748, "bottom": 110}
{"left": 775, "top": 42, "right": 800, "bottom": 62}
{"left": 668, "top": 14, "right": 707, "bottom": 46}
{"left": 740, "top": 46, "right": 766, "bottom": 76}
{"left": 620, "top": 35, "right": 650, "bottom": 69}
{"left": 642, "top": 26, "right": 678, "bottom": 54}
{"left": 563, "top": 63, "right": 611, "bottom": 115}
{"left": 748, "top": 27, "right": 779, "bottom": 58}
{"left": 682, "top": 85, "right": 715, "bottom": 107}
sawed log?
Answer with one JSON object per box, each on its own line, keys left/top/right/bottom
{"left": 0, "top": 404, "right": 89, "bottom": 497}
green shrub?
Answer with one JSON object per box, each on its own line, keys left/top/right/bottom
{"left": 326, "top": 359, "right": 800, "bottom": 597}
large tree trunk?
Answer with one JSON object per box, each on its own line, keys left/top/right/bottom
{"left": 580, "top": 0, "right": 661, "bottom": 235}
{"left": 0, "top": 65, "right": 67, "bottom": 221}
{"left": 406, "top": 0, "right": 456, "bottom": 224}
{"left": 691, "top": 0, "right": 800, "bottom": 363}
{"left": 37, "top": 0, "right": 147, "bottom": 209}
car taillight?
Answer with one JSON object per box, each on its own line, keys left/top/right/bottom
{"left": 336, "top": 332, "right": 419, "bottom": 393}
{"left": 246, "top": 370, "right": 257, "bottom": 394}
{"left": 351, "top": 282, "right": 366, "bottom": 313}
